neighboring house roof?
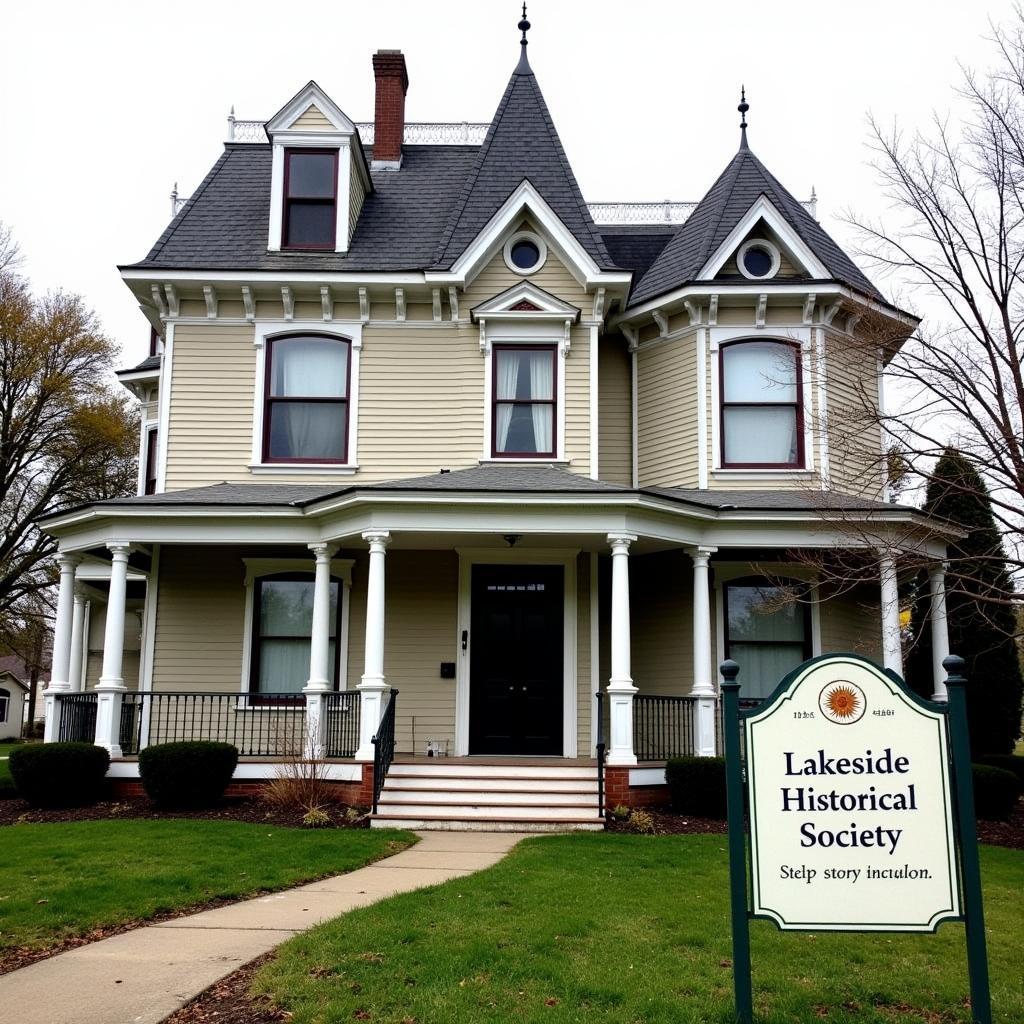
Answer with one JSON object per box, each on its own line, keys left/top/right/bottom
{"left": 629, "top": 134, "right": 884, "bottom": 306}
{"left": 118, "top": 354, "right": 162, "bottom": 374}
{"left": 124, "top": 144, "right": 481, "bottom": 273}
{"left": 430, "top": 49, "right": 615, "bottom": 271}
{"left": 0, "top": 671, "right": 30, "bottom": 693}
{"left": 0, "top": 655, "right": 45, "bottom": 689}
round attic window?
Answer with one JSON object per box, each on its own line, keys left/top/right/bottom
{"left": 737, "top": 238, "right": 781, "bottom": 280}
{"left": 503, "top": 231, "right": 547, "bottom": 275}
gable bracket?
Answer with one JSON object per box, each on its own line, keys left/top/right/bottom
{"left": 281, "top": 286, "right": 294, "bottom": 321}
{"left": 395, "top": 288, "right": 406, "bottom": 322}
{"left": 203, "top": 285, "right": 218, "bottom": 319}
{"left": 708, "top": 294, "right": 719, "bottom": 326}
{"left": 621, "top": 324, "right": 639, "bottom": 352}
{"left": 562, "top": 320, "right": 572, "bottom": 357}
{"left": 683, "top": 300, "right": 701, "bottom": 327}
{"left": 652, "top": 310, "right": 669, "bottom": 338}
{"left": 846, "top": 312, "right": 863, "bottom": 335}
{"left": 755, "top": 294, "right": 767, "bottom": 329}
{"left": 164, "top": 283, "right": 180, "bottom": 319}
{"left": 321, "top": 285, "right": 333, "bottom": 321}
{"left": 150, "top": 285, "right": 168, "bottom": 319}
{"left": 822, "top": 300, "right": 842, "bottom": 326}
{"left": 802, "top": 292, "right": 817, "bottom": 325}
{"left": 448, "top": 287, "right": 460, "bottom": 321}
{"left": 432, "top": 288, "right": 442, "bottom": 322}
{"left": 241, "top": 286, "right": 255, "bottom": 322}
{"left": 592, "top": 287, "right": 606, "bottom": 322}
{"left": 358, "top": 287, "right": 369, "bottom": 322}
{"left": 478, "top": 318, "right": 489, "bottom": 355}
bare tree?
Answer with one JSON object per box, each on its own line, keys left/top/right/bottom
{"left": 0, "top": 226, "right": 138, "bottom": 648}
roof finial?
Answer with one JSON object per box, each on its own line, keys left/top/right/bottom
{"left": 517, "top": 3, "right": 532, "bottom": 72}
{"left": 738, "top": 85, "right": 749, "bottom": 149}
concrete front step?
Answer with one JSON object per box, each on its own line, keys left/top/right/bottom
{"left": 375, "top": 801, "right": 597, "bottom": 819}
{"left": 383, "top": 777, "right": 598, "bottom": 794}
{"left": 380, "top": 789, "right": 598, "bottom": 806}
{"left": 371, "top": 814, "right": 604, "bottom": 832}
{"left": 389, "top": 763, "right": 596, "bottom": 780}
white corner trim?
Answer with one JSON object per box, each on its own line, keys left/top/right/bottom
{"left": 589, "top": 324, "right": 599, "bottom": 480}
{"left": 589, "top": 550, "right": 599, "bottom": 755}
{"left": 267, "top": 144, "right": 285, "bottom": 252}
{"left": 335, "top": 142, "right": 352, "bottom": 254}
{"left": 696, "top": 328, "right": 709, "bottom": 489}
{"left": 155, "top": 322, "right": 174, "bottom": 493}
{"left": 630, "top": 344, "right": 639, "bottom": 488}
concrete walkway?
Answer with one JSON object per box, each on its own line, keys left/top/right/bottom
{"left": 0, "top": 830, "right": 526, "bottom": 1024}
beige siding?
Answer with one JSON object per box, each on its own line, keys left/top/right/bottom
{"left": 598, "top": 335, "right": 632, "bottom": 485}
{"left": 462, "top": 239, "right": 590, "bottom": 310}
{"left": 84, "top": 599, "right": 143, "bottom": 690}
{"left": 819, "top": 583, "right": 883, "bottom": 660}
{"left": 637, "top": 336, "right": 699, "bottom": 487}
{"left": 291, "top": 104, "right": 333, "bottom": 130}
{"left": 631, "top": 551, "right": 694, "bottom": 695}
{"left": 564, "top": 327, "right": 591, "bottom": 472}
{"left": 165, "top": 325, "right": 256, "bottom": 490}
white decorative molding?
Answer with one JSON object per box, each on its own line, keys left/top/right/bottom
{"left": 682, "top": 300, "right": 701, "bottom": 326}
{"left": 358, "top": 287, "right": 369, "bottom": 322}
{"left": 736, "top": 237, "right": 782, "bottom": 281}
{"left": 846, "top": 312, "right": 863, "bottom": 335}
{"left": 150, "top": 284, "right": 167, "bottom": 319}
{"left": 432, "top": 288, "right": 442, "bottom": 322}
{"left": 588, "top": 201, "right": 696, "bottom": 225}
{"left": 321, "top": 285, "right": 333, "bottom": 321}
{"left": 652, "top": 310, "right": 669, "bottom": 338}
{"left": 164, "top": 283, "right": 180, "bottom": 318}
{"left": 562, "top": 320, "right": 572, "bottom": 357}
{"left": 281, "top": 285, "right": 294, "bottom": 321}
{"left": 621, "top": 324, "right": 639, "bottom": 352}
{"left": 755, "top": 293, "right": 768, "bottom": 328}
{"left": 478, "top": 317, "right": 488, "bottom": 355}
{"left": 241, "top": 286, "right": 255, "bottom": 321}
{"left": 822, "top": 300, "right": 842, "bottom": 326}
{"left": 802, "top": 292, "right": 817, "bottom": 325}
{"left": 708, "top": 294, "right": 719, "bottom": 326}
{"left": 592, "top": 287, "right": 606, "bottom": 322}
{"left": 395, "top": 287, "right": 406, "bottom": 322}
{"left": 448, "top": 287, "right": 460, "bottom": 321}
{"left": 203, "top": 285, "right": 218, "bottom": 319}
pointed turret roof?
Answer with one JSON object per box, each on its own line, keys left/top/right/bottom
{"left": 432, "top": 25, "right": 614, "bottom": 270}
{"left": 629, "top": 132, "right": 882, "bottom": 306}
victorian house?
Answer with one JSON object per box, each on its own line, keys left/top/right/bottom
{"left": 38, "top": 14, "right": 957, "bottom": 828}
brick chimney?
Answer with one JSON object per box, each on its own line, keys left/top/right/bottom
{"left": 372, "top": 49, "right": 409, "bottom": 167}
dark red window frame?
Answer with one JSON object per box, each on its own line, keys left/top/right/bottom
{"left": 263, "top": 333, "right": 351, "bottom": 464}
{"left": 719, "top": 338, "right": 804, "bottom": 469}
{"left": 144, "top": 428, "right": 158, "bottom": 495}
{"left": 248, "top": 571, "right": 344, "bottom": 704}
{"left": 722, "top": 575, "right": 813, "bottom": 692}
{"left": 148, "top": 326, "right": 161, "bottom": 358}
{"left": 282, "top": 147, "right": 338, "bottom": 251}
{"left": 491, "top": 343, "right": 558, "bottom": 459}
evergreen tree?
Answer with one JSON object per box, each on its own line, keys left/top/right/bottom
{"left": 906, "top": 449, "right": 1023, "bottom": 755}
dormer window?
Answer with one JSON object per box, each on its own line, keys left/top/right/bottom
{"left": 283, "top": 149, "right": 338, "bottom": 249}
{"left": 492, "top": 345, "right": 556, "bottom": 457}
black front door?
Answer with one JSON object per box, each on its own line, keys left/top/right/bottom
{"left": 469, "top": 564, "right": 564, "bottom": 755}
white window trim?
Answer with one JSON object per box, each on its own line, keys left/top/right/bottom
{"left": 0, "top": 689, "right": 9, "bottom": 724}
{"left": 481, "top": 320, "right": 568, "bottom": 462}
{"left": 709, "top": 325, "right": 814, "bottom": 473}
{"left": 239, "top": 557, "right": 355, "bottom": 698}
{"left": 714, "top": 563, "right": 821, "bottom": 687}
{"left": 502, "top": 230, "right": 547, "bottom": 275}
{"left": 250, "top": 321, "right": 362, "bottom": 472}
{"left": 137, "top": 423, "right": 158, "bottom": 496}
{"left": 736, "top": 237, "right": 781, "bottom": 280}
{"left": 454, "top": 548, "right": 579, "bottom": 758}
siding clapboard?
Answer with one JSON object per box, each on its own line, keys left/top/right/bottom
{"left": 637, "top": 337, "right": 699, "bottom": 487}
{"left": 598, "top": 335, "right": 632, "bottom": 485}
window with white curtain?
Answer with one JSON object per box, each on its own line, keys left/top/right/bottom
{"left": 492, "top": 345, "right": 556, "bottom": 457}
{"left": 264, "top": 335, "right": 350, "bottom": 463}
{"left": 724, "top": 579, "right": 811, "bottom": 698}
{"left": 0, "top": 687, "right": 9, "bottom": 723}
{"left": 250, "top": 574, "right": 341, "bottom": 696}
{"left": 720, "top": 340, "right": 802, "bottom": 467}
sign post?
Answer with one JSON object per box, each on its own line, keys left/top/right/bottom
{"left": 721, "top": 652, "right": 991, "bottom": 1024}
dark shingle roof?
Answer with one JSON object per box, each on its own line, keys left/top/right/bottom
{"left": 431, "top": 54, "right": 616, "bottom": 271}
{"left": 643, "top": 486, "right": 903, "bottom": 513}
{"left": 629, "top": 139, "right": 883, "bottom": 306}
{"left": 118, "top": 354, "right": 162, "bottom": 374}
{"left": 599, "top": 227, "right": 675, "bottom": 293}
{"left": 127, "top": 144, "right": 481, "bottom": 272}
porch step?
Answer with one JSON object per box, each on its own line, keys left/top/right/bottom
{"left": 372, "top": 761, "right": 604, "bottom": 831}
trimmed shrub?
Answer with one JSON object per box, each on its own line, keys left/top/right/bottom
{"left": 665, "top": 756, "right": 727, "bottom": 819}
{"left": 138, "top": 741, "right": 238, "bottom": 807}
{"left": 9, "top": 742, "right": 111, "bottom": 807}
{"left": 975, "top": 755, "right": 1024, "bottom": 788}
{"left": 0, "top": 776, "right": 18, "bottom": 801}
{"left": 971, "top": 763, "right": 1021, "bottom": 821}
{"left": 627, "top": 809, "right": 655, "bottom": 834}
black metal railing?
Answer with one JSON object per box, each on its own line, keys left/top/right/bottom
{"left": 57, "top": 693, "right": 97, "bottom": 743}
{"left": 633, "top": 694, "right": 698, "bottom": 761}
{"left": 144, "top": 692, "right": 306, "bottom": 756}
{"left": 119, "top": 693, "right": 145, "bottom": 755}
{"left": 716, "top": 697, "right": 764, "bottom": 763}
{"left": 324, "top": 691, "right": 361, "bottom": 758}
{"left": 595, "top": 690, "right": 606, "bottom": 818}
{"left": 370, "top": 690, "right": 399, "bottom": 815}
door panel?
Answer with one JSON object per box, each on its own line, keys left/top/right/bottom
{"left": 469, "top": 564, "right": 564, "bottom": 755}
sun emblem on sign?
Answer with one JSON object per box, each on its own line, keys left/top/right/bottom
{"left": 818, "top": 680, "right": 866, "bottom": 724}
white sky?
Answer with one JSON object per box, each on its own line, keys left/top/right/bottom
{"left": 0, "top": 0, "right": 1017, "bottom": 369}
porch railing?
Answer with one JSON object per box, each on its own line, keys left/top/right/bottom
{"left": 370, "top": 690, "right": 398, "bottom": 815}
{"left": 57, "top": 693, "right": 97, "bottom": 743}
{"left": 633, "top": 694, "right": 698, "bottom": 761}
{"left": 595, "top": 690, "right": 606, "bottom": 818}
{"left": 323, "top": 691, "right": 361, "bottom": 758}
{"left": 119, "top": 693, "right": 145, "bottom": 755}
{"left": 144, "top": 692, "right": 306, "bottom": 756}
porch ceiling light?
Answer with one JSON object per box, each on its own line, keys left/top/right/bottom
{"left": 502, "top": 533, "right": 523, "bottom": 547}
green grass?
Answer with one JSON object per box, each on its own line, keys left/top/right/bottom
{"left": 0, "top": 820, "right": 414, "bottom": 950}
{"left": 256, "top": 834, "right": 1024, "bottom": 1024}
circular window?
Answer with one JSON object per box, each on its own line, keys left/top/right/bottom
{"left": 503, "top": 231, "right": 547, "bottom": 275}
{"left": 736, "top": 238, "right": 781, "bottom": 280}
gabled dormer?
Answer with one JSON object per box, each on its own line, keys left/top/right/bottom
{"left": 265, "top": 81, "right": 373, "bottom": 254}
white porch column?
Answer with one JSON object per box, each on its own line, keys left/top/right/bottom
{"left": 929, "top": 561, "right": 950, "bottom": 702}
{"left": 94, "top": 542, "right": 131, "bottom": 756}
{"left": 303, "top": 542, "right": 336, "bottom": 758}
{"left": 42, "top": 553, "right": 80, "bottom": 742}
{"left": 688, "top": 545, "right": 719, "bottom": 756}
{"left": 879, "top": 549, "right": 903, "bottom": 676}
{"left": 355, "top": 530, "right": 390, "bottom": 760}
{"left": 68, "top": 587, "right": 88, "bottom": 692}
{"left": 606, "top": 532, "right": 638, "bottom": 766}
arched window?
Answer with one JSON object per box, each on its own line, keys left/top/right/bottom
{"left": 263, "top": 334, "right": 351, "bottom": 463}
{"left": 720, "top": 340, "right": 802, "bottom": 467}
{"left": 723, "top": 578, "right": 811, "bottom": 698}
{"left": 249, "top": 573, "right": 343, "bottom": 697}
{"left": 0, "top": 687, "right": 10, "bottom": 724}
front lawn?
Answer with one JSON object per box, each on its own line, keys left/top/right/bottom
{"left": 0, "top": 820, "right": 414, "bottom": 953}
{"left": 255, "top": 833, "right": 1023, "bottom": 1024}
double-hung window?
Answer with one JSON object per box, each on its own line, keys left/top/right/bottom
{"left": 720, "top": 340, "right": 803, "bottom": 467}
{"left": 282, "top": 148, "right": 338, "bottom": 250}
{"left": 144, "top": 429, "right": 158, "bottom": 495}
{"left": 264, "top": 335, "right": 350, "bottom": 463}
{"left": 723, "top": 578, "right": 811, "bottom": 698}
{"left": 250, "top": 574, "right": 341, "bottom": 697}
{"left": 492, "top": 344, "right": 556, "bottom": 458}
{"left": 0, "top": 687, "right": 8, "bottom": 724}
